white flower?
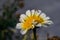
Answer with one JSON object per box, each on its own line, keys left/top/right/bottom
{"left": 16, "top": 10, "right": 53, "bottom": 35}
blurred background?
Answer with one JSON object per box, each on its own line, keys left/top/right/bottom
{"left": 0, "top": 0, "right": 60, "bottom": 40}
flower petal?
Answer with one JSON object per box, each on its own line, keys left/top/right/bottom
{"left": 36, "top": 23, "right": 41, "bottom": 27}
{"left": 35, "top": 11, "right": 40, "bottom": 16}
{"left": 20, "top": 29, "right": 28, "bottom": 35}
{"left": 44, "top": 17, "right": 50, "bottom": 20}
{"left": 26, "top": 10, "right": 31, "bottom": 17}
{"left": 35, "top": 10, "right": 41, "bottom": 16}
{"left": 42, "top": 25, "right": 48, "bottom": 27}
{"left": 16, "top": 23, "right": 22, "bottom": 29}
{"left": 47, "top": 20, "right": 53, "bottom": 24}
{"left": 40, "top": 13, "right": 46, "bottom": 18}
{"left": 44, "top": 20, "right": 53, "bottom": 24}
{"left": 19, "top": 14, "right": 27, "bottom": 22}
{"left": 31, "top": 10, "right": 35, "bottom": 16}
{"left": 38, "top": 10, "right": 41, "bottom": 13}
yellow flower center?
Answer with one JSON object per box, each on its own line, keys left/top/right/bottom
{"left": 22, "top": 14, "right": 44, "bottom": 30}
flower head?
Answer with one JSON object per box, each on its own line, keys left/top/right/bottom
{"left": 16, "top": 10, "right": 53, "bottom": 35}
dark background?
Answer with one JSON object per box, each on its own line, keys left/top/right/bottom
{"left": 0, "top": 0, "right": 60, "bottom": 40}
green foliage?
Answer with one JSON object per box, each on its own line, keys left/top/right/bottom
{"left": 0, "top": 0, "right": 18, "bottom": 40}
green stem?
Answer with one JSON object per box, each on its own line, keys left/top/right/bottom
{"left": 33, "top": 27, "right": 37, "bottom": 40}
{"left": 23, "top": 34, "right": 27, "bottom": 40}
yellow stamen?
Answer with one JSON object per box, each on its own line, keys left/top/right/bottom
{"left": 22, "top": 14, "right": 44, "bottom": 30}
